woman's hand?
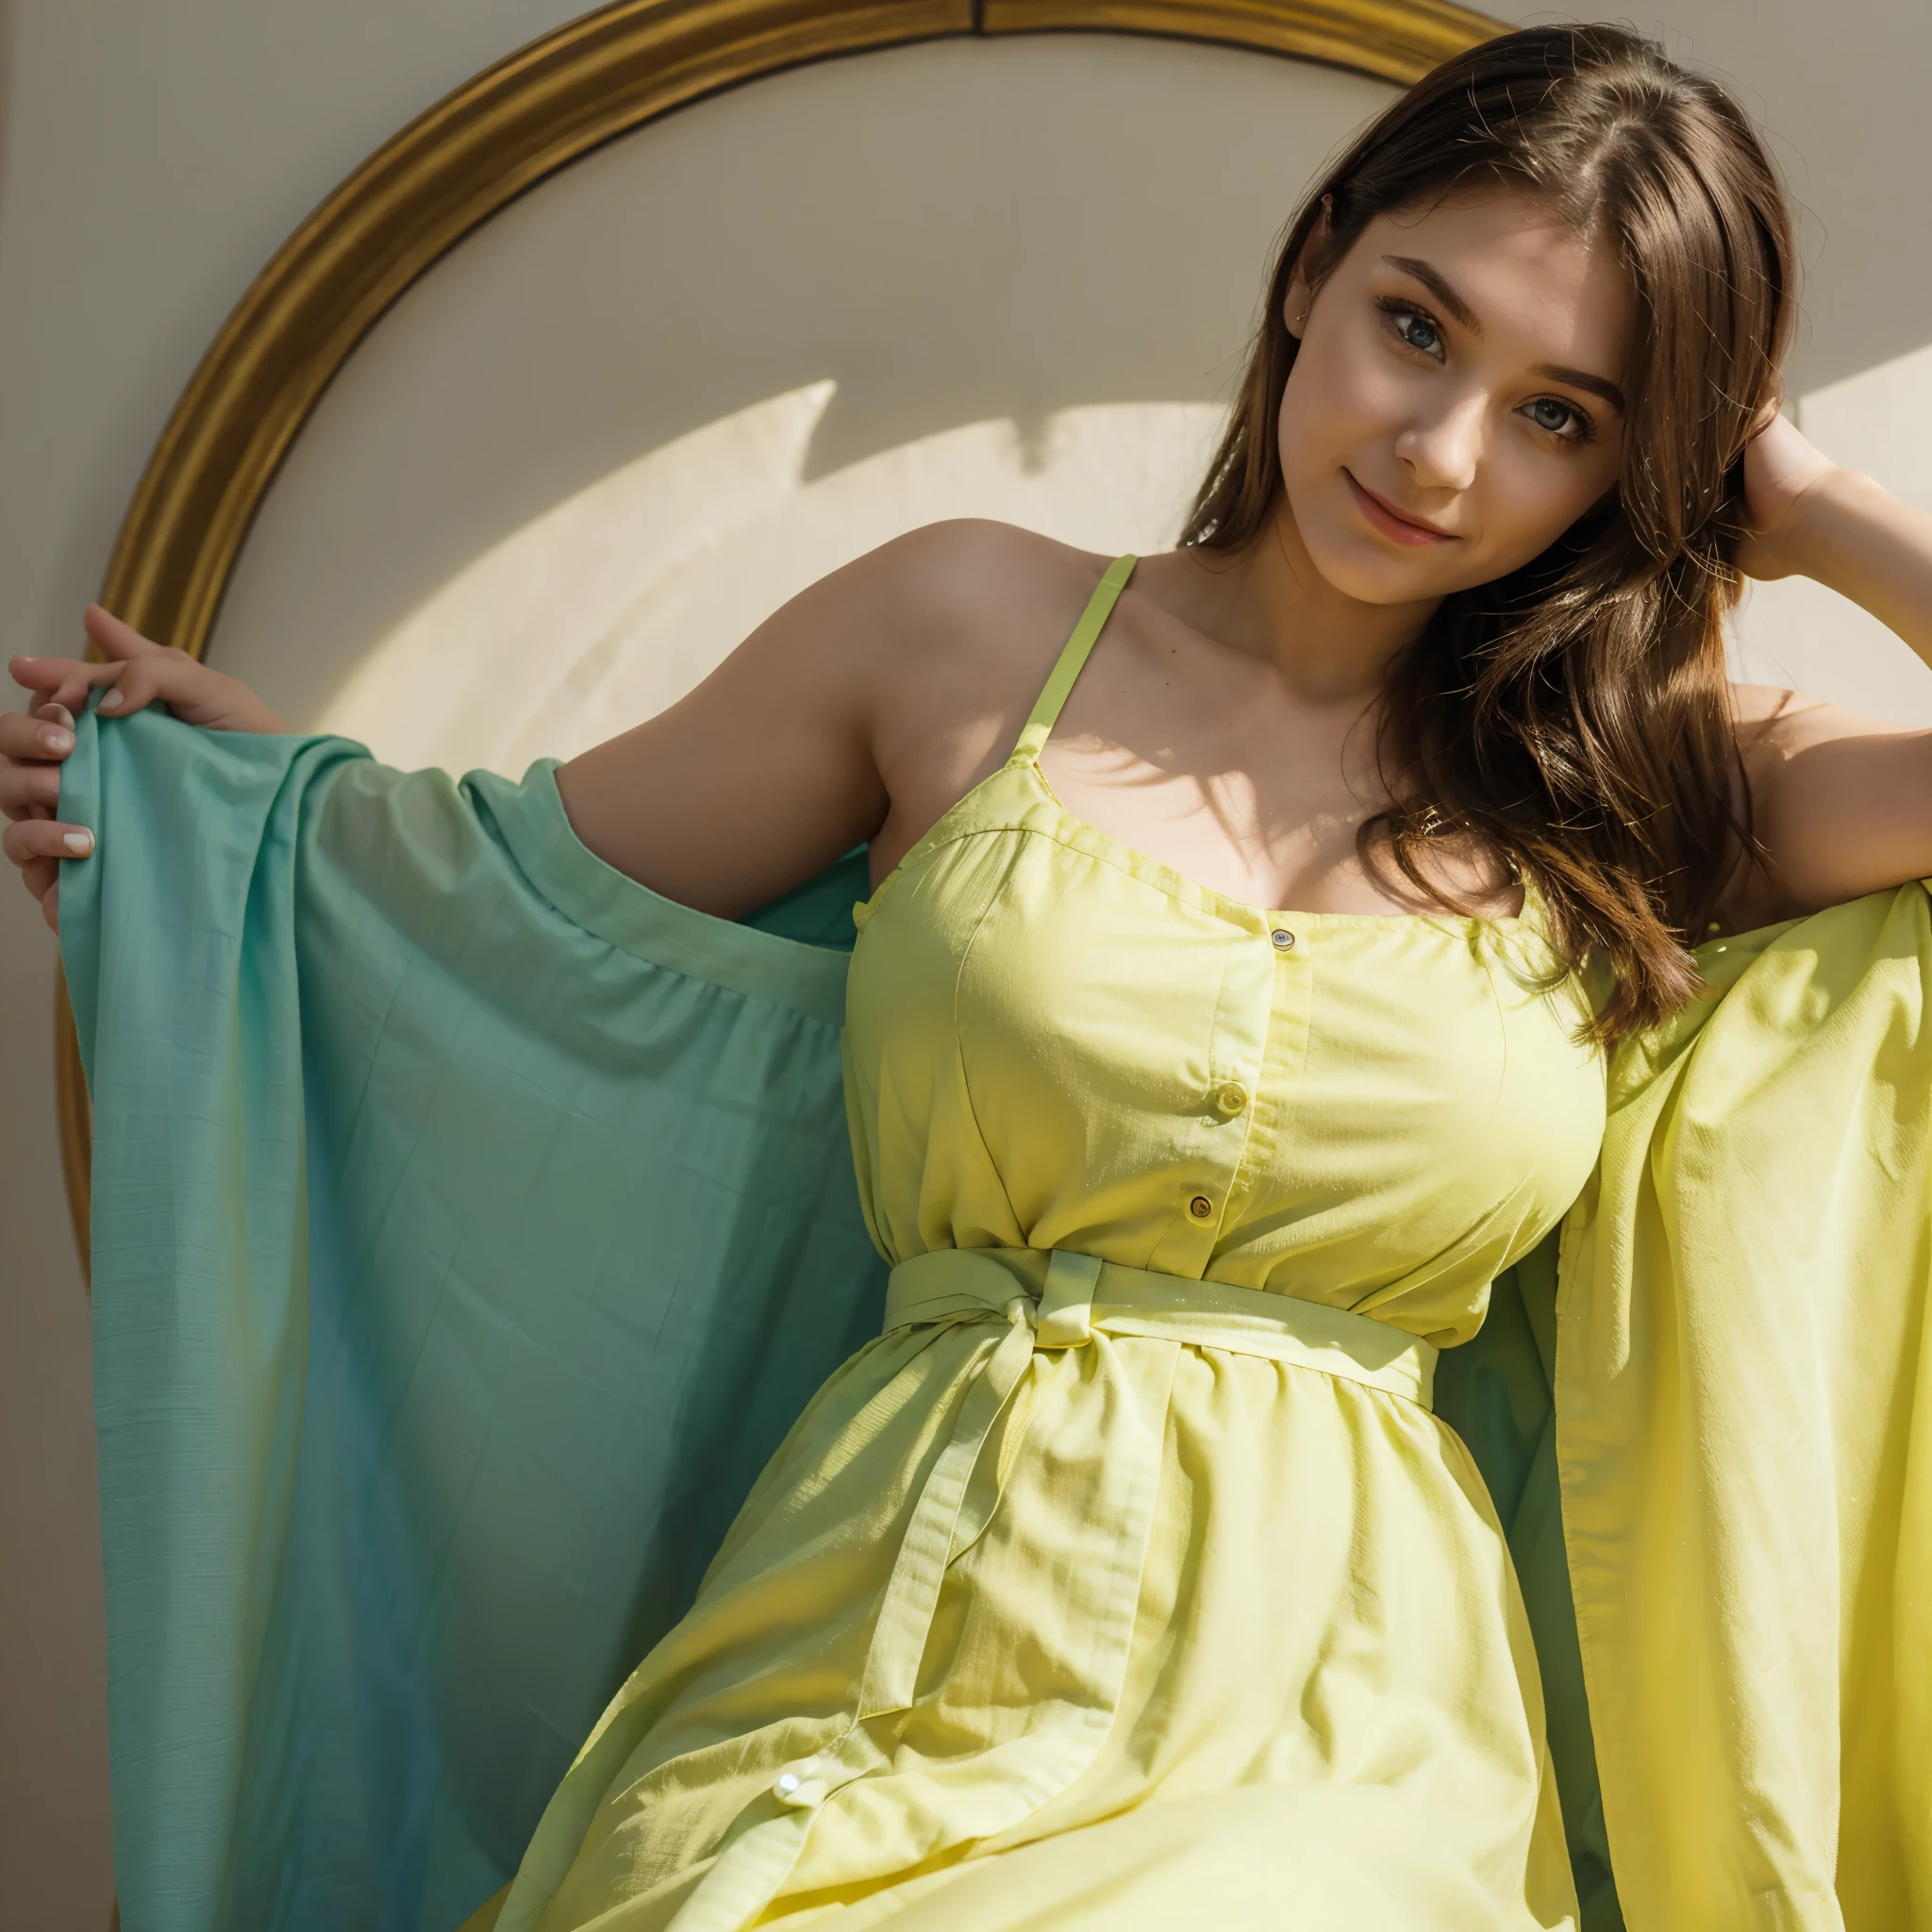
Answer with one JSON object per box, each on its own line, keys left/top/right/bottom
{"left": 1734, "top": 409, "right": 1842, "bottom": 582}
{"left": 3, "top": 605, "right": 284, "bottom": 933}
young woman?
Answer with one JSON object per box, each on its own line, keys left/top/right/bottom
{"left": 10, "top": 24, "right": 1932, "bottom": 1932}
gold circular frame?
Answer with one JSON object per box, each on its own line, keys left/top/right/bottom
{"left": 56, "top": 0, "right": 1501, "bottom": 1268}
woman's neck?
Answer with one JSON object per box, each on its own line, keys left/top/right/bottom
{"left": 1163, "top": 496, "right": 1439, "bottom": 705}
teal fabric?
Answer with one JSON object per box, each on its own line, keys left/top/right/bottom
{"left": 62, "top": 708, "right": 888, "bottom": 1932}
{"left": 1436, "top": 1241, "right": 1623, "bottom": 1932}
{"left": 62, "top": 704, "right": 1613, "bottom": 1932}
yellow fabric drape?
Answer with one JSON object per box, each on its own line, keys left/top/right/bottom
{"left": 1562, "top": 882, "right": 1932, "bottom": 1927}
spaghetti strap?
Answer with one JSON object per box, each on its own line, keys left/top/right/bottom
{"left": 1009, "top": 555, "right": 1139, "bottom": 764}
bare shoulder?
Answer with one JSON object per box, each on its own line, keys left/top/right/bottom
{"left": 692, "top": 516, "right": 1116, "bottom": 751}
{"left": 1727, "top": 679, "right": 1819, "bottom": 732}
{"left": 841, "top": 518, "right": 1124, "bottom": 744}
{"left": 557, "top": 519, "right": 1128, "bottom": 913}
{"left": 1731, "top": 679, "right": 1908, "bottom": 738}
{"left": 835, "top": 518, "right": 1118, "bottom": 673}
{"left": 829, "top": 520, "right": 1124, "bottom": 871}
{"left": 1724, "top": 682, "right": 1820, "bottom": 827}
{"left": 1728, "top": 678, "right": 1909, "bottom": 753}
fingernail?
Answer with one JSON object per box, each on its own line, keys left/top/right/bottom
{"left": 98, "top": 689, "right": 123, "bottom": 710}
{"left": 40, "top": 726, "right": 74, "bottom": 754}
{"left": 62, "top": 830, "right": 93, "bottom": 855}
{"left": 42, "top": 705, "right": 73, "bottom": 729}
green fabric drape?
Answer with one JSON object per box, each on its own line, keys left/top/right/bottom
{"left": 1437, "top": 1240, "right": 1622, "bottom": 1932}
{"left": 63, "top": 710, "right": 886, "bottom": 1931}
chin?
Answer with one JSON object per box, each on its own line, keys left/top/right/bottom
{"left": 1300, "top": 522, "right": 1459, "bottom": 606}
{"left": 1284, "top": 475, "right": 1461, "bottom": 606}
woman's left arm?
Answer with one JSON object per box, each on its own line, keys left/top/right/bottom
{"left": 1727, "top": 415, "right": 1932, "bottom": 918}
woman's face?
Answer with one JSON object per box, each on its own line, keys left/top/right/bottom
{"left": 1277, "top": 190, "right": 1635, "bottom": 606}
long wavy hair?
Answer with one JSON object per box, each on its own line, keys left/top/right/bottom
{"left": 1184, "top": 24, "right": 1795, "bottom": 1047}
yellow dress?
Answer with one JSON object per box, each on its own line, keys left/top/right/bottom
{"left": 492, "top": 556, "right": 1610, "bottom": 1931}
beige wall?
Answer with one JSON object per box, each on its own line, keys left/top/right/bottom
{"left": 0, "top": 9, "right": 593, "bottom": 1924}
{"left": 6, "top": 5, "right": 1932, "bottom": 1925}
{"left": 209, "top": 36, "right": 1391, "bottom": 764}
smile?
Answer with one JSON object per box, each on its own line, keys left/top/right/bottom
{"left": 1345, "top": 471, "right": 1458, "bottom": 546}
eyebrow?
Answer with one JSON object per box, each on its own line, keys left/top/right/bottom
{"left": 1384, "top": 255, "right": 1482, "bottom": 333}
{"left": 1382, "top": 254, "right": 1626, "bottom": 416}
{"left": 1532, "top": 362, "right": 1626, "bottom": 416}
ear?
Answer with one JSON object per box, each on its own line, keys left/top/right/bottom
{"left": 1283, "top": 195, "right": 1336, "bottom": 341}
{"left": 1283, "top": 260, "right": 1312, "bottom": 341}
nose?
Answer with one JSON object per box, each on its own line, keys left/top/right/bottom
{"left": 1394, "top": 390, "right": 1485, "bottom": 494}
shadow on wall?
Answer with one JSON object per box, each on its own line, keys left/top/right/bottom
{"left": 209, "top": 34, "right": 1395, "bottom": 760}
{"left": 314, "top": 385, "right": 1225, "bottom": 774}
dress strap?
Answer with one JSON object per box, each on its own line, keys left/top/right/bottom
{"left": 1009, "top": 554, "right": 1139, "bottom": 763}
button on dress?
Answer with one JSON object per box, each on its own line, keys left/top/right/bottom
{"left": 496, "top": 557, "right": 1609, "bottom": 1932}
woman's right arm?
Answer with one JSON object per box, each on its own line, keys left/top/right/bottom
{"left": 4, "top": 521, "right": 1078, "bottom": 934}
{"left": 550, "top": 518, "right": 1091, "bottom": 916}
{"left": 548, "top": 539, "right": 906, "bottom": 921}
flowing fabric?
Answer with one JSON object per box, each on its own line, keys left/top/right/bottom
{"left": 1557, "top": 890, "right": 1932, "bottom": 1928}
{"left": 61, "top": 710, "right": 886, "bottom": 1931}
{"left": 60, "top": 700, "right": 1932, "bottom": 1931}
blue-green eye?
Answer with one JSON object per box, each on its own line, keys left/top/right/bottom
{"left": 1389, "top": 306, "right": 1442, "bottom": 358}
{"left": 1524, "top": 396, "right": 1589, "bottom": 441}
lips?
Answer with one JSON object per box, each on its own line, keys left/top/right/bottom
{"left": 1345, "top": 471, "right": 1457, "bottom": 546}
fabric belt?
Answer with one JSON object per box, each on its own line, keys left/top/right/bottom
{"left": 675, "top": 1245, "right": 1435, "bottom": 1931}
{"left": 884, "top": 1245, "right": 1438, "bottom": 1407}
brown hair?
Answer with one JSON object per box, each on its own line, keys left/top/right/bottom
{"left": 1185, "top": 24, "right": 1795, "bottom": 1047}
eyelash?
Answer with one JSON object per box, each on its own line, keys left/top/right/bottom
{"left": 1373, "top": 297, "right": 1597, "bottom": 448}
